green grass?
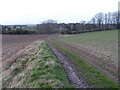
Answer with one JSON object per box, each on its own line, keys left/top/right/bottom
{"left": 58, "top": 30, "right": 118, "bottom": 62}
{"left": 57, "top": 30, "right": 118, "bottom": 76}
{"left": 2, "top": 41, "right": 74, "bottom": 88}
{"left": 23, "top": 42, "right": 74, "bottom": 88}
{"left": 50, "top": 40, "right": 119, "bottom": 88}
{"left": 96, "top": 63, "right": 120, "bottom": 78}
{"left": 59, "top": 30, "right": 118, "bottom": 42}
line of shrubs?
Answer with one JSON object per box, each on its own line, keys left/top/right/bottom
{"left": 2, "top": 29, "right": 35, "bottom": 34}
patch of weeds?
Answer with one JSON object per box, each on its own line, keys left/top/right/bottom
{"left": 11, "top": 66, "right": 21, "bottom": 76}
{"left": 21, "top": 59, "right": 28, "bottom": 67}
{"left": 37, "top": 60, "right": 44, "bottom": 65}
{"left": 44, "top": 64, "right": 50, "bottom": 69}
{"left": 16, "top": 76, "right": 22, "bottom": 82}
{"left": 24, "top": 41, "right": 74, "bottom": 88}
{"left": 30, "top": 56, "right": 36, "bottom": 61}
{"left": 25, "top": 68, "right": 47, "bottom": 84}
{"left": 2, "top": 76, "right": 12, "bottom": 87}
{"left": 45, "top": 74, "right": 53, "bottom": 80}
{"left": 31, "top": 82, "right": 52, "bottom": 88}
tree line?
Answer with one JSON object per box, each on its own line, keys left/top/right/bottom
{"left": 35, "top": 11, "right": 120, "bottom": 34}
{"left": 1, "top": 11, "right": 119, "bottom": 34}
{"left": 1, "top": 25, "right": 35, "bottom": 34}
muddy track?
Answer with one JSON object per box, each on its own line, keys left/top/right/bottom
{"left": 56, "top": 40, "right": 118, "bottom": 83}
{"left": 47, "top": 42, "right": 91, "bottom": 88}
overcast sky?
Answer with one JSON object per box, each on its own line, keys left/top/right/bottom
{"left": 0, "top": 0, "right": 119, "bottom": 25}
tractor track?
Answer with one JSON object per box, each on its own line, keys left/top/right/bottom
{"left": 47, "top": 42, "right": 91, "bottom": 88}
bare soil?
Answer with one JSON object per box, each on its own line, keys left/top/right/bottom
{"left": 2, "top": 34, "right": 59, "bottom": 70}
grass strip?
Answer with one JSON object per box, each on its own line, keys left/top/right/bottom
{"left": 2, "top": 41, "right": 74, "bottom": 88}
{"left": 96, "top": 63, "right": 120, "bottom": 78}
{"left": 24, "top": 42, "right": 74, "bottom": 88}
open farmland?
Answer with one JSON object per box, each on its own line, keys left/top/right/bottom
{"left": 2, "top": 41, "right": 74, "bottom": 88}
{"left": 2, "top": 34, "right": 59, "bottom": 69}
{"left": 58, "top": 30, "right": 118, "bottom": 68}
{"left": 1, "top": 30, "right": 119, "bottom": 88}
{"left": 49, "top": 30, "right": 119, "bottom": 88}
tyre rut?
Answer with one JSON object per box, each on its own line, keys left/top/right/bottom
{"left": 47, "top": 42, "right": 90, "bottom": 88}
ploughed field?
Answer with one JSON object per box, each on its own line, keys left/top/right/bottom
{"left": 2, "top": 34, "right": 59, "bottom": 70}
{"left": 2, "top": 34, "right": 58, "bottom": 60}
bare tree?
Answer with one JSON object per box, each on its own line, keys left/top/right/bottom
{"left": 104, "top": 13, "right": 108, "bottom": 29}
{"left": 94, "top": 12, "right": 104, "bottom": 30}
{"left": 90, "top": 18, "right": 96, "bottom": 24}
{"left": 107, "top": 12, "right": 113, "bottom": 29}
{"left": 111, "top": 12, "right": 118, "bottom": 29}
{"left": 90, "top": 18, "right": 97, "bottom": 30}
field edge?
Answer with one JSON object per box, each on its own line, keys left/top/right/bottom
{"left": 2, "top": 40, "right": 74, "bottom": 88}
{"left": 49, "top": 40, "right": 119, "bottom": 88}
